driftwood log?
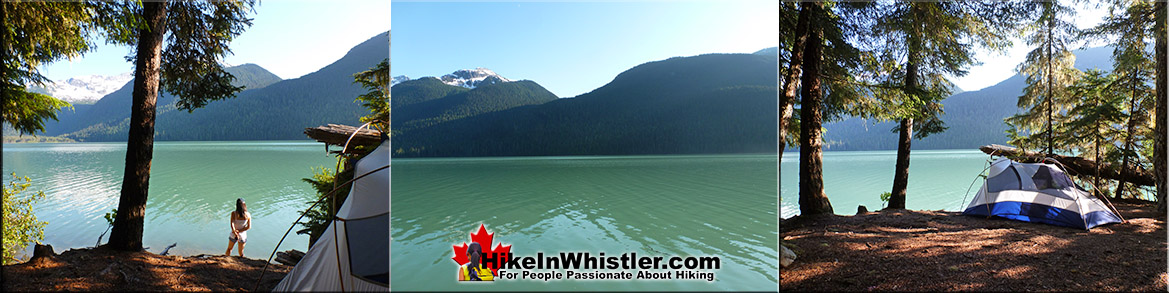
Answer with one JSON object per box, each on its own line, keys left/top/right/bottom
{"left": 979, "top": 144, "right": 1155, "bottom": 186}
{"left": 303, "top": 124, "right": 384, "bottom": 152}
{"left": 275, "top": 249, "right": 305, "bottom": 266}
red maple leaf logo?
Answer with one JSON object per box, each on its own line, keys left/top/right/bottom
{"left": 452, "top": 224, "right": 512, "bottom": 275}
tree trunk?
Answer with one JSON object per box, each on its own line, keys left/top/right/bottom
{"left": 979, "top": 144, "right": 1156, "bottom": 186}
{"left": 779, "top": 4, "right": 810, "bottom": 160}
{"left": 1095, "top": 102, "right": 1103, "bottom": 197}
{"left": 1115, "top": 72, "right": 1141, "bottom": 199}
{"left": 108, "top": 1, "right": 167, "bottom": 252}
{"left": 1045, "top": 5, "right": 1055, "bottom": 155}
{"left": 890, "top": 6, "right": 921, "bottom": 210}
{"left": 1155, "top": 1, "right": 1166, "bottom": 212}
{"left": 798, "top": 2, "right": 831, "bottom": 216}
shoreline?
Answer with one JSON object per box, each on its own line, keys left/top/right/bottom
{"left": 2, "top": 244, "right": 291, "bottom": 291}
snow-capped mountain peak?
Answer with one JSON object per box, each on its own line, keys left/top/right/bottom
{"left": 439, "top": 68, "right": 511, "bottom": 89}
{"left": 392, "top": 75, "right": 410, "bottom": 86}
{"left": 28, "top": 72, "right": 134, "bottom": 104}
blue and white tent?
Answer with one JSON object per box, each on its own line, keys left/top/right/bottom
{"left": 963, "top": 158, "right": 1122, "bottom": 229}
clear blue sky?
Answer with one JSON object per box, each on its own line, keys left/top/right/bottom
{"left": 391, "top": 1, "right": 779, "bottom": 98}
{"left": 39, "top": 0, "right": 390, "bottom": 81}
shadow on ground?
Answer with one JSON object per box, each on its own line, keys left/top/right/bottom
{"left": 780, "top": 202, "right": 1166, "bottom": 291}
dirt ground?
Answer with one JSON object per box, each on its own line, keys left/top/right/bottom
{"left": 2, "top": 245, "right": 290, "bottom": 292}
{"left": 781, "top": 201, "right": 1167, "bottom": 291}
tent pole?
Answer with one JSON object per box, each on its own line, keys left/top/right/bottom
{"left": 252, "top": 164, "right": 389, "bottom": 291}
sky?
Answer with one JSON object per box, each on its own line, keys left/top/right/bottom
{"left": 391, "top": 1, "right": 780, "bottom": 98}
{"left": 954, "top": 2, "right": 1109, "bottom": 92}
{"left": 39, "top": 0, "right": 390, "bottom": 82}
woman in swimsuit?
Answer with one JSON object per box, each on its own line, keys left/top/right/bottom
{"left": 225, "top": 198, "right": 252, "bottom": 257}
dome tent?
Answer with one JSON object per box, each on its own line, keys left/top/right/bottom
{"left": 963, "top": 157, "right": 1122, "bottom": 230}
{"left": 274, "top": 140, "right": 389, "bottom": 291}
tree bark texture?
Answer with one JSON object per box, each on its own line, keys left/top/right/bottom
{"left": 779, "top": 4, "right": 810, "bottom": 160}
{"left": 1155, "top": 1, "right": 1166, "bottom": 212}
{"left": 798, "top": 2, "right": 832, "bottom": 216}
{"left": 109, "top": 1, "right": 167, "bottom": 252}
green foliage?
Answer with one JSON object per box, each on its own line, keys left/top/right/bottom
{"left": 1, "top": 1, "right": 141, "bottom": 136}
{"left": 159, "top": 1, "right": 256, "bottom": 112}
{"left": 842, "top": 1, "right": 1024, "bottom": 140}
{"left": 879, "top": 192, "right": 892, "bottom": 208}
{"left": 297, "top": 164, "right": 354, "bottom": 247}
{"left": 103, "top": 209, "right": 117, "bottom": 226}
{"left": 1007, "top": 1, "right": 1083, "bottom": 154}
{"left": 354, "top": 59, "right": 389, "bottom": 132}
{"left": 3, "top": 173, "right": 48, "bottom": 265}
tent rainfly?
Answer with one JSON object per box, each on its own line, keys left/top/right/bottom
{"left": 963, "top": 158, "right": 1123, "bottom": 230}
{"left": 274, "top": 140, "right": 389, "bottom": 291}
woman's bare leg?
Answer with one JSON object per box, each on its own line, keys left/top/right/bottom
{"left": 225, "top": 240, "right": 236, "bottom": 256}
{"left": 237, "top": 242, "right": 245, "bottom": 258}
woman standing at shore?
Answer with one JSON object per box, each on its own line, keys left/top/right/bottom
{"left": 225, "top": 198, "right": 251, "bottom": 257}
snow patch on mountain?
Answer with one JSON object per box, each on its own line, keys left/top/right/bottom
{"left": 392, "top": 75, "right": 410, "bottom": 86}
{"left": 29, "top": 72, "right": 134, "bottom": 104}
{"left": 439, "top": 68, "right": 511, "bottom": 89}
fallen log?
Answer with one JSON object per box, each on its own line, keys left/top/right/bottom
{"left": 303, "top": 124, "right": 384, "bottom": 152}
{"left": 275, "top": 249, "right": 305, "bottom": 266}
{"left": 979, "top": 144, "right": 1155, "bottom": 186}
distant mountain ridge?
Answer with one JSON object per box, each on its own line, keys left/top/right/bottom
{"left": 35, "top": 32, "right": 389, "bottom": 142}
{"left": 394, "top": 53, "right": 778, "bottom": 157}
{"left": 815, "top": 46, "right": 1116, "bottom": 151}
{"left": 29, "top": 72, "right": 134, "bottom": 104}
{"left": 394, "top": 68, "right": 514, "bottom": 89}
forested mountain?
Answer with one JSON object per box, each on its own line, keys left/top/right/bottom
{"left": 38, "top": 32, "right": 389, "bottom": 141}
{"left": 816, "top": 46, "right": 1115, "bottom": 151}
{"left": 393, "top": 53, "right": 778, "bottom": 157}
{"left": 392, "top": 77, "right": 557, "bottom": 134}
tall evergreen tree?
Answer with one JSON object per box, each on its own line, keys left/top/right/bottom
{"left": 108, "top": 0, "right": 255, "bottom": 252}
{"left": 1063, "top": 70, "right": 1126, "bottom": 196}
{"left": 1007, "top": 1, "right": 1081, "bottom": 155}
{"left": 779, "top": 2, "right": 808, "bottom": 160}
{"left": 798, "top": 1, "right": 832, "bottom": 216}
{"left": 847, "top": 1, "right": 1016, "bottom": 209}
{"left": 1085, "top": 0, "right": 1156, "bottom": 199}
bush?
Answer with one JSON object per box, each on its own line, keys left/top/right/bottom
{"left": 3, "top": 173, "right": 48, "bottom": 264}
{"left": 879, "top": 192, "right": 892, "bottom": 208}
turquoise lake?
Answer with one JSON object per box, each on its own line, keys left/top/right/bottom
{"left": 390, "top": 154, "right": 779, "bottom": 291}
{"left": 2, "top": 141, "right": 336, "bottom": 259}
{"left": 782, "top": 149, "right": 1005, "bottom": 218}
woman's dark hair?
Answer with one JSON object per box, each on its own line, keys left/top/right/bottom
{"left": 236, "top": 198, "right": 247, "bottom": 217}
{"left": 466, "top": 242, "right": 483, "bottom": 280}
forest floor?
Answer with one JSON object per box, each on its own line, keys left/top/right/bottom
{"left": 2, "top": 245, "right": 290, "bottom": 291}
{"left": 781, "top": 200, "right": 1167, "bottom": 291}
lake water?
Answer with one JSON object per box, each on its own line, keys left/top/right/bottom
{"left": 1, "top": 141, "right": 336, "bottom": 259}
{"left": 390, "top": 154, "right": 778, "bottom": 291}
{"left": 781, "top": 149, "right": 998, "bottom": 218}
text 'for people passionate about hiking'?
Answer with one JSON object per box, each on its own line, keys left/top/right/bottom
{"left": 451, "top": 224, "right": 720, "bottom": 282}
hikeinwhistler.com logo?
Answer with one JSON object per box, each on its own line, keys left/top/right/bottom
{"left": 452, "top": 224, "right": 720, "bottom": 282}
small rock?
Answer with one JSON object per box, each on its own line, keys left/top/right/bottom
{"left": 857, "top": 205, "right": 869, "bottom": 215}
{"left": 781, "top": 245, "right": 797, "bottom": 268}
